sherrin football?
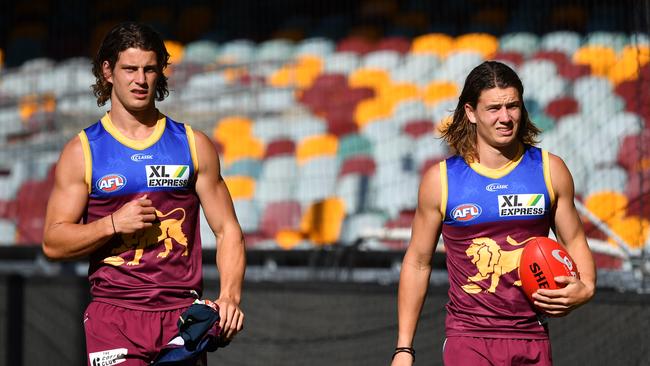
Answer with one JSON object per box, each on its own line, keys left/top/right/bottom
{"left": 518, "top": 237, "right": 579, "bottom": 304}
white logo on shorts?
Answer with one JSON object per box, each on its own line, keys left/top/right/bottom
{"left": 89, "top": 348, "right": 127, "bottom": 366}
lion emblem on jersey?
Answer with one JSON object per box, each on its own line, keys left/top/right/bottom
{"left": 461, "top": 236, "right": 533, "bottom": 294}
{"left": 103, "top": 208, "right": 188, "bottom": 266}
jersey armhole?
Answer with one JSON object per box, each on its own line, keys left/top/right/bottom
{"left": 542, "top": 150, "right": 556, "bottom": 208}
{"left": 439, "top": 160, "right": 448, "bottom": 220}
{"left": 78, "top": 131, "right": 92, "bottom": 194}
{"left": 185, "top": 124, "right": 199, "bottom": 173}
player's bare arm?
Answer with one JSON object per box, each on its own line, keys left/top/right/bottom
{"left": 193, "top": 129, "right": 246, "bottom": 340}
{"left": 43, "top": 136, "right": 157, "bottom": 260}
{"left": 532, "top": 154, "right": 596, "bottom": 316}
{"left": 392, "top": 164, "right": 444, "bottom": 366}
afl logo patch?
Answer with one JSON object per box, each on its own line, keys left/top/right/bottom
{"left": 96, "top": 174, "right": 127, "bottom": 193}
{"left": 451, "top": 203, "right": 482, "bottom": 222}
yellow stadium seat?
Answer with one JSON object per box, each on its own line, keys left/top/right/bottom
{"left": 213, "top": 116, "right": 253, "bottom": 145}
{"left": 163, "top": 40, "right": 184, "bottom": 66}
{"left": 296, "top": 134, "right": 338, "bottom": 164}
{"left": 379, "top": 82, "right": 420, "bottom": 106}
{"left": 223, "top": 176, "right": 256, "bottom": 200}
{"left": 454, "top": 33, "right": 499, "bottom": 59}
{"left": 422, "top": 81, "right": 459, "bottom": 106}
{"left": 609, "top": 216, "right": 649, "bottom": 249}
{"left": 18, "top": 94, "right": 39, "bottom": 121}
{"left": 300, "top": 197, "right": 346, "bottom": 245}
{"left": 573, "top": 46, "right": 617, "bottom": 76}
{"left": 268, "top": 56, "right": 323, "bottom": 89}
{"left": 275, "top": 229, "right": 304, "bottom": 250}
{"left": 584, "top": 191, "right": 628, "bottom": 224}
{"left": 354, "top": 97, "right": 393, "bottom": 128}
{"left": 222, "top": 137, "right": 264, "bottom": 164}
{"left": 411, "top": 33, "right": 454, "bottom": 57}
{"left": 348, "top": 68, "right": 391, "bottom": 92}
{"left": 608, "top": 45, "right": 650, "bottom": 85}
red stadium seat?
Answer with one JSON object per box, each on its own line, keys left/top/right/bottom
{"left": 336, "top": 36, "right": 375, "bottom": 55}
{"left": 376, "top": 36, "right": 411, "bottom": 54}
{"left": 339, "top": 155, "right": 376, "bottom": 177}
{"left": 544, "top": 97, "right": 580, "bottom": 119}
{"left": 260, "top": 200, "right": 302, "bottom": 238}
{"left": 402, "top": 119, "right": 435, "bottom": 139}
{"left": 493, "top": 51, "right": 525, "bottom": 67}
{"left": 264, "top": 139, "right": 296, "bottom": 159}
{"left": 617, "top": 131, "right": 650, "bottom": 173}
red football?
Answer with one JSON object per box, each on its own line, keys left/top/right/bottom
{"left": 519, "top": 237, "right": 579, "bottom": 304}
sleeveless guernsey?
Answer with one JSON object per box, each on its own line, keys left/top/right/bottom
{"left": 441, "top": 145, "right": 555, "bottom": 338}
{"left": 79, "top": 113, "right": 202, "bottom": 311}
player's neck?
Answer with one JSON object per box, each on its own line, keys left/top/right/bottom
{"left": 474, "top": 141, "right": 523, "bottom": 169}
{"left": 107, "top": 104, "right": 160, "bottom": 140}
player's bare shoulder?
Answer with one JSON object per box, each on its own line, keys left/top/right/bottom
{"left": 55, "top": 134, "right": 86, "bottom": 183}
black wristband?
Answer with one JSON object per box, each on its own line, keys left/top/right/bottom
{"left": 392, "top": 347, "right": 415, "bottom": 362}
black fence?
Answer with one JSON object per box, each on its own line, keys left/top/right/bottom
{"left": 1, "top": 274, "right": 649, "bottom": 366}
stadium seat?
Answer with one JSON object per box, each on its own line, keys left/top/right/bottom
{"left": 540, "top": 31, "right": 582, "bottom": 57}
{"left": 499, "top": 32, "right": 540, "bottom": 57}
{"left": 435, "top": 50, "right": 485, "bottom": 86}
{"left": 376, "top": 36, "right": 411, "bottom": 54}
{"left": 322, "top": 51, "right": 360, "bottom": 75}
{"left": 335, "top": 173, "right": 371, "bottom": 214}
{"left": 256, "top": 39, "right": 295, "bottom": 62}
{"left": 337, "top": 134, "right": 373, "bottom": 166}
{"left": 411, "top": 33, "right": 454, "bottom": 57}
{"left": 233, "top": 199, "right": 261, "bottom": 234}
{"left": 492, "top": 51, "right": 525, "bottom": 68}
{"left": 412, "top": 133, "right": 449, "bottom": 171}
{"left": 182, "top": 40, "right": 220, "bottom": 65}
{"left": 608, "top": 45, "right": 650, "bottom": 85}
{"left": 213, "top": 116, "right": 253, "bottom": 145}
{"left": 362, "top": 49, "right": 401, "bottom": 71}
{"left": 454, "top": 33, "right": 499, "bottom": 59}
{"left": 222, "top": 136, "right": 264, "bottom": 165}
{"left": 608, "top": 216, "right": 649, "bottom": 249}
{"left": 296, "top": 156, "right": 338, "bottom": 207}
{"left": 256, "top": 156, "right": 298, "bottom": 205}
{"left": 222, "top": 159, "right": 263, "bottom": 180}
{"left": 391, "top": 53, "right": 440, "bottom": 86}
{"left": 354, "top": 98, "right": 393, "bottom": 128}
{"left": 392, "top": 99, "right": 428, "bottom": 128}
{"left": 337, "top": 36, "right": 375, "bottom": 55}
{"left": 223, "top": 176, "right": 256, "bottom": 200}
{"left": 218, "top": 39, "right": 256, "bottom": 64}
{"left": 264, "top": 139, "right": 296, "bottom": 159}
{"left": 544, "top": 96, "right": 579, "bottom": 119}
{"left": 573, "top": 45, "right": 618, "bottom": 77}
{"left": 584, "top": 191, "right": 628, "bottom": 224}
{"left": 163, "top": 40, "right": 184, "bottom": 66}
{"left": 299, "top": 197, "right": 346, "bottom": 245}
{"left": 338, "top": 211, "right": 388, "bottom": 246}
{"left": 296, "top": 134, "right": 338, "bottom": 164}
{"left": 422, "top": 81, "right": 459, "bottom": 107}
{"left": 294, "top": 37, "right": 335, "bottom": 58}
{"left": 585, "top": 31, "right": 628, "bottom": 52}
{"left": 402, "top": 119, "right": 434, "bottom": 139}
{"left": 0, "top": 219, "right": 17, "bottom": 246}
{"left": 253, "top": 116, "right": 293, "bottom": 144}
{"left": 361, "top": 117, "right": 399, "bottom": 145}
{"left": 617, "top": 130, "right": 650, "bottom": 173}
{"left": 260, "top": 200, "right": 302, "bottom": 238}
{"left": 584, "top": 167, "right": 628, "bottom": 197}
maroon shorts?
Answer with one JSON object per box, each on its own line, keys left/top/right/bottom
{"left": 84, "top": 301, "right": 202, "bottom": 366}
{"left": 443, "top": 336, "right": 552, "bottom": 366}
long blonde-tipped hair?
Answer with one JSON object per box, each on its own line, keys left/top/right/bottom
{"left": 440, "top": 61, "right": 541, "bottom": 162}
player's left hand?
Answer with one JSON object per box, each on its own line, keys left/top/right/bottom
{"left": 215, "top": 297, "right": 244, "bottom": 341}
{"left": 532, "top": 276, "right": 595, "bottom": 317}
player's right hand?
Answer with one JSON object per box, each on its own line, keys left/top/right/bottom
{"left": 391, "top": 352, "right": 414, "bottom": 366}
{"left": 111, "top": 195, "right": 157, "bottom": 234}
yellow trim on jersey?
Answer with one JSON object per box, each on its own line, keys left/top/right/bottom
{"left": 439, "top": 160, "right": 448, "bottom": 220}
{"left": 468, "top": 144, "right": 524, "bottom": 179}
{"left": 100, "top": 112, "right": 166, "bottom": 150}
{"left": 542, "top": 150, "right": 556, "bottom": 207}
{"left": 185, "top": 124, "right": 199, "bottom": 173}
{"left": 77, "top": 131, "right": 92, "bottom": 194}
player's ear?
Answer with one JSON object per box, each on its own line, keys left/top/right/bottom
{"left": 464, "top": 103, "right": 477, "bottom": 124}
{"left": 102, "top": 61, "right": 113, "bottom": 84}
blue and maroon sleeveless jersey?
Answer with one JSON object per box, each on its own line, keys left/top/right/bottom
{"left": 80, "top": 113, "right": 203, "bottom": 310}
{"left": 440, "top": 144, "right": 555, "bottom": 338}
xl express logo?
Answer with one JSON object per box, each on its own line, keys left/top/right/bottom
{"left": 451, "top": 203, "right": 482, "bottom": 222}
{"left": 96, "top": 174, "right": 127, "bottom": 193}
{"left": 498, "top": 194, "right": 545, "bottom": 217}
{"left": 146, "top": 165, "right": 190, "bottom": 187}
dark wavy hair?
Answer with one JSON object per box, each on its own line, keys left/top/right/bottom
{"left": 440, "top": 61, "right": 541, "bottom": 162}
{"left": 91, "top": 22, "right": 170, "bottom": 106}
